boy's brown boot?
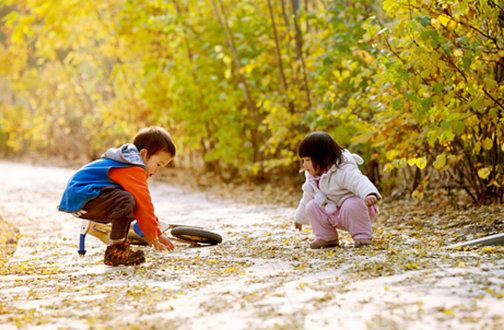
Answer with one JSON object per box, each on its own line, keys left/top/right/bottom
{"left": 104, "top": 241, "right": 145, "bottom": 266}
{"left": 310, "top": 238, "right": 340, "bottom": 249}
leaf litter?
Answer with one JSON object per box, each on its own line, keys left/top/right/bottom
{"left": 0, "top": 163, "right": 503, "bottom": 330}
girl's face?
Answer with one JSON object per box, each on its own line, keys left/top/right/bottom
{"left": 139, "top": 149, "right": 174, "bottom": 178}
{"left": 301, "top": 157, "right": 322, "bottom": 177}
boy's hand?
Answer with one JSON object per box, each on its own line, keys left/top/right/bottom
{"left": 158, "top": 234, "right": 175, "bottom": 251}
{"left": 294, "top": 222, "right": 303, "bottom": 231}
{"left": 147, "top": 234, "right": 174, "bottom": 252}
{"left": 364, "top": 194, "right": 378, "bottom": 207}
{"left": 147, "top": 239, "right": 168, "bottom": 251}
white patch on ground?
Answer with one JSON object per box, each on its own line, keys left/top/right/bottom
{"left": 0, "top": 161, "right": 503, "bottom": 330}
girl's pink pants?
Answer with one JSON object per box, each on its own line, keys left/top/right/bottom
{"left": 305, "top": 197, "right": 378, "bottom": 241}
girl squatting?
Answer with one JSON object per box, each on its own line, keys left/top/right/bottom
{"left": 294, "top": 132, "right": 382, "bottom": 249}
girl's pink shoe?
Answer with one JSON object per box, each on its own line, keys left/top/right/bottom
{"left": 310, "top": 238, "right": 340, "bottom": 249}
{"left": 354, "top": 238, "right": 372, "bottom": 247}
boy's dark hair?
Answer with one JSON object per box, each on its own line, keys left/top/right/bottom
{"left": 298, "top": 131, "right": 344, "bottom": 172}
{"left": 133, "top": 127, "right": 176, "bottom": 158}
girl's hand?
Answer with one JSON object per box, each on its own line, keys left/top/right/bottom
{"left": 294, "top": 222, "right": 303, "bottom": 231}
{"left": 364, "top": 194, "right": 378, "bottom": 207}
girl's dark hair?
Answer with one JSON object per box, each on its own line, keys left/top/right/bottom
{"left": 298, "top": 131, "right": 344, "bottom": 172}
{"left": 133, "top": 126, "right": 176, "bottom": 158}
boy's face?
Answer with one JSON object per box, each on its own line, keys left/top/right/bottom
{"left": 139, "top": 150, "right": 173, "bottom": 178}
{"left": 301, "top": 157, "right": 322, "bottom": 177}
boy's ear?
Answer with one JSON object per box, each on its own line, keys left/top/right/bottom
{"left": 139, "top": 148, "right": 148, "bottom": 158}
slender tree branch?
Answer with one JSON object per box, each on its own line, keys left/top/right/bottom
{"left": 482, "top": 88, "right": 504, "bottom": 111}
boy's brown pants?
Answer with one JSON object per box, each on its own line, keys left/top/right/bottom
{"left": 77, "top": 186, "right": 136, "bottom": 241}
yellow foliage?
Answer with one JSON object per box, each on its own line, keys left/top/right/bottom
{"left": 478, "top": 168, "right": 490, "bottom": 180}
{"left": 482, "top": 138, "right": 493, "bottom": 150}
{"left": 433, "top": 153, "right": 446, "bottom": 170}
{"left": 474, "top": 141, "right": 482, "bottom": 154}
{"left": 464, "top": 116, "right": 478, "bottom": 128}
{"left": 416, "top": 157, "right": 427, "bottom": 170}
{"left": 386, "top": 149, "right": 399, "bottom": 161}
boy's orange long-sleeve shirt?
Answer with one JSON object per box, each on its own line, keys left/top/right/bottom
{"left": 109, "top": 166, "right": 162, "bottom": 241}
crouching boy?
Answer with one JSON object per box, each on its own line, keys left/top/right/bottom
{"left": 58, "top": 126, "right": 176, "bottom": 266}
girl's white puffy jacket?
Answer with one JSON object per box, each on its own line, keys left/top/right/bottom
{"left": 294, "top": 150, "right": 382, "bottom": 225}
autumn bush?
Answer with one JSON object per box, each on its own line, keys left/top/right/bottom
{"left": 353, "top": 0, "right": 504, "bottom": 203}
{"left": 0, "top": 0, "right": 502, "bottom": 203}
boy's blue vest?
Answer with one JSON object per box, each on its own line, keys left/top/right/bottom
{"left": 58, "top": 158, "right": 140, "bottom": 213}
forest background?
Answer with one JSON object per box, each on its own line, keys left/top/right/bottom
{"left": 0, "top": 0, "right": 503, "bottom": 205}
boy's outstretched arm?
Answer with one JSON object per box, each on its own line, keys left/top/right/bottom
{"left": 109, "top": 167, "right": 165, "bottom": 243}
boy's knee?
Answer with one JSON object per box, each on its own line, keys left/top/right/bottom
{"left": 113, "top": 189, "right": 134, "bottom": 205}
{"left": 113, "top": 190, "right": 136, "bottom": 219}
{"left": 122, "top": 191, "right": 136, "bottom": 207}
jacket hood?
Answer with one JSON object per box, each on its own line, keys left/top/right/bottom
{"left": 101, "top": 143, "right": 146, "bottom": 168}
{"left": 341, "top": 150, "right": 364, "bottom": 166}
{"left": 304, "top": 149, "right": 364, "bottom": 179}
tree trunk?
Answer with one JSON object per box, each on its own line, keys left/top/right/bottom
{"left": 289, "top": 0, "right": 311, "bottom": 109}
{"left": 210, "top": 0, "right": 262, "bottom": 163}
{"left": 266, "top": 0, "right": 294, "bottom": 114}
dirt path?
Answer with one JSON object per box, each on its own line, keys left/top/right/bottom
{"left": 1, "top": 161, "right": 503, "bottom": 330}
